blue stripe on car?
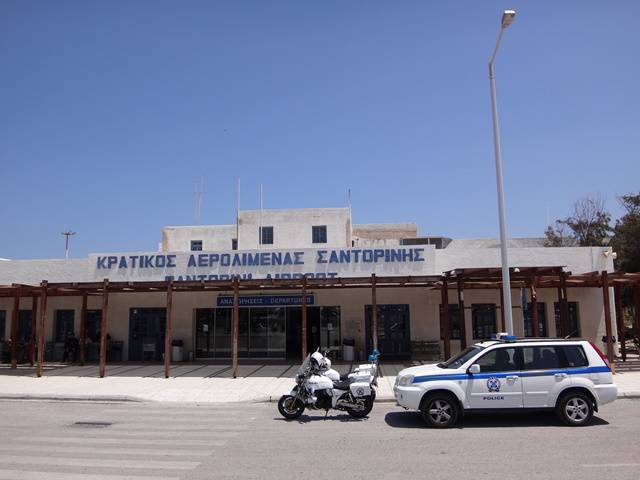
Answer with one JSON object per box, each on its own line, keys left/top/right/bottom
{"left": 411, "top": 365, "right": 610, "bottom": 384}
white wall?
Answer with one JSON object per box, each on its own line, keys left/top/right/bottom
{"left": 237, "top": 208, "right": 351, "bottom": 250}
{"left": 161, "top": 225, "right": 236, "bottom": 252}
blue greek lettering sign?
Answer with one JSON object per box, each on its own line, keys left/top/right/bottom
{"left": 217, "top": 295, "right": 315, "bottom": 307}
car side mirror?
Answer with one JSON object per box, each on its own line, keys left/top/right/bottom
{"left": 468, "top": 364, "right": 481, "bottom": 375}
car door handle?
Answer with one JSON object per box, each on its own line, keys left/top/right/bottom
{"left": 555, "top": 373, "right": 567, "bottom": 379}
{"left": 505, "top": 375, "right": 519, "bottom": 380}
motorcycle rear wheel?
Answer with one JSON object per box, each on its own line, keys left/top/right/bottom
{"left": 278, "top": 395, "right": 305, "bottom": 419}
{"left": 346, "top": 395, "right": 374, "bottom": 418}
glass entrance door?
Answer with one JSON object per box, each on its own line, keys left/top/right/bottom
{"left": 129, "top": 308, "right": 166, "bottom": 361}
{"left": 365, "top": 304, "right": 411, "bottom": 358}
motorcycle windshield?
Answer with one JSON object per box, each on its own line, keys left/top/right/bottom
{"left": 297, "top": 354, "right": 312, "bottom": 376}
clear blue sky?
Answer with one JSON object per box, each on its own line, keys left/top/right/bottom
{"left": 1, "top": 1, "right": 638, "bottom": 259}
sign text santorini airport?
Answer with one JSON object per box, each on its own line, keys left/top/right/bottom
{"left": 92, "top": 247, "right": 432, "bottom": 281}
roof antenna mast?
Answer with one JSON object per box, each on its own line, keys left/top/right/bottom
{"left": 195, "top": 176, "right": 204, "bottom": 225}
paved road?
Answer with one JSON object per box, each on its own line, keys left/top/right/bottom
{"left": 0, "top": 399, "right": 638, "bottom": 479}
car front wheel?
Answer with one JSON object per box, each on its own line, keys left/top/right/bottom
{"left": 557, "top": 392, "right": 594, "bottom": 426}
{"left": 420, "top": 393, "right": 459, "bottom": 428}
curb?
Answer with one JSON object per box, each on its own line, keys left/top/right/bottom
{"left": 0, "top": 394, "right": 143, "bottom": 403}
{"left": 1, "top": 392, "right": 638, "bottom": 403}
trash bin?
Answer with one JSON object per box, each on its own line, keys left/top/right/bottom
{"left": 342, "top": 338, "right": 355, "bottom": 362}
{"left": 171, "top": 339, "right": 184, "bottom": 362}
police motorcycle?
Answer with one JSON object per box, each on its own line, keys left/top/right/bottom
{"left": 277, "top": 350, "right": 375, "bottom": 420}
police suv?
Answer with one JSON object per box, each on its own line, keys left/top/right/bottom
{"left": 394, "top": 335, "right": 617, "bottom": 428}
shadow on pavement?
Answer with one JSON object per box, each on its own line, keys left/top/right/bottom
{"left": 384, "top": 410, "right": 609, "bottom": 429}
{"left": 273, "top": 413, "right": 369, "bottom": 423}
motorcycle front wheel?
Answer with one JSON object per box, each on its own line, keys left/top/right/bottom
{"left": 278, "top": 395, "right": 305, "bottom": 419}
{"left": 346, "top": 395, "right": 374, "bottom": 418}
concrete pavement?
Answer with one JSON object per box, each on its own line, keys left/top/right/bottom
{"left": 1, "top": 361, "right": 640, "bottom": 403}
{"left": 1, "top": 399, "right": 639, "bottom": 479}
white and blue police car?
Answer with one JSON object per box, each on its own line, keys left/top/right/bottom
{"left": 394, "top": 334, "right": 617, "bottom": 428}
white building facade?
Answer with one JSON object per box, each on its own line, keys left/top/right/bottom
{"left": 0, "top": 208, "right": 617, "bottom": 363}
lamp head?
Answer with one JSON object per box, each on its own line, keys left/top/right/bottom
{"left": 501, "top": 10, "right": 516, "bottom": 29}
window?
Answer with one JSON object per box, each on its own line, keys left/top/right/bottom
{"left": 475, "top": 347, "right": 519, "bottom": 372}
{"left": 54, "top": 310, "right": 75, "bottom": 342}
{"left": 523, "top": 302, "right": 548, "bottom": 337}
{"left": 522, "top": 346, "right": 561, "bottom": 370}
{"left": 190, "top": 240, "right": 203, "bottom": 251}
{"left": 312, "top": 225, "right": 327, "bottom": 244}
{"left": 472, "top": 304, "right": 497, "bottom": 339}
{"left": 554, "top": 302, "right": 580, "bottom": 337}
{"left": 232, "top": 238, "right": 238, "bottom": 250}
{"left": 440, "top": 304, "right": 461, "bottom": 340}
{"left": 259, "top": 226, "right": 273, "bottom": 245}
{"left": 0, "top": 310, "right": 6, "bottom": 342}
{"left": 559, "top": 345, "right": 588, "bottom": 368}
{"left": 439, "top": 345, "right": 485, "bottom": 369}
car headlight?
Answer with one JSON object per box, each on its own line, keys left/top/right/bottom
{"left": 397, "top": 374, "right": 414, "bottom": 387}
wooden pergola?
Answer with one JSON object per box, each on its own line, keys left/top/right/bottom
{"left": 2, "top": 268, "right": 639, "bottom": 378}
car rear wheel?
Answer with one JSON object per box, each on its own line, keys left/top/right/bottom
{"left": 420, "top": 393, "right": 459, "bottom": 428}
{"left": 557, "top": 392, "right": 594, "bottom": 426}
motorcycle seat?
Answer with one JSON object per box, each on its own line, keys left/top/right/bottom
{"left": 332, "top": 379, "right": 351, "bottom": 391}
{"left": 339, "top": 373, "right": 350, "bottom": 381}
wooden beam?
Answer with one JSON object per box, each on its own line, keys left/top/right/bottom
{"left": 99, "top": 279, "right": 109, "bottom": 378}
{"left": 232, "top": 278, "right": 239, "bottom": 378}
{"left": 457, "top": 277, "right": 467, "bottom": 349}
{"left": 601, "top": 271, "right": 614, "bottom": 369}
{"left": 371, "top": 273, "right": 378, "bottom": 351}
{"left": 530, "top": 276, "right": 540, "bottom": 337}
{"left": 441, "top": 277, "right": 450, "bottom": 360}
{"left": 499, "top": 285, "right": 506, "bottom": 332}
{"left": 301, "top": 276, "right": 307, "bottom": 359}
{"left": 635, "top": 284, "right": 640, "bottom": 352}
{"left": 36, "top": 281, "right": 48, "bottom": 378}
{"left": 164, "top": 280, "right": 174, "bottom": 378}
{"left": 614, "top": 284, "right": 626, "bottom": 361}
{"left": 10, "top": 289, "right": 20, "bottom": 369}
{"left": 29, "top": 296, "right": 37, "bottom": 366}
{"left": 79, "top": 292, "right": 87, "bottom": 366}
{"left": 559, "top": 271, "right": 570, "bottom": 337}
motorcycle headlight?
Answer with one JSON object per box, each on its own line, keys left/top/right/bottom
{"left": 397, "top": 374, "right": 414, "bottom": 387}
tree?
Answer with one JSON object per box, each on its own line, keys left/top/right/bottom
{"left": 611, "top": 193, "right": 640, "bottom": 272}
{"left": 544, "top": 195, "right": 612, "bottom": 247}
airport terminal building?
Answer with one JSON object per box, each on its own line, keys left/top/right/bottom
{"left": 0, "top": 207, "right": 629, "bottom": 370}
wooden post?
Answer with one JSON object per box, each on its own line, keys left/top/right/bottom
{"left": 457, "top": 277, "right": 467, "bottom": 349}
{"left": 635, "top": 284, "right": 640, "bottom": 350}
{"left": 530, "top": 277, "right": 540, "bottom": 337}
{"left": 10, "top": 289, "right": 20, "bottom": 369}
{"left": 614, "top": 284, "right": 626, "bottom": 361}
{"left": 301, "top": 276, "right": 308, "bottom": 359}
{"left": 164, "top": 280, "right": 174, "bottom": 378}
{"left": 499, "top": 285, "right": 506, "bottom": 332}
{"left": 79, "top": 292, "right": 87, "bottom": 366}
{"left": 559, "top": 271, "right": 570, "bottom": 337}
{"left": 29, "top": 296, "right": 38, "bottom": 366}
{"left": 601, "top": 271, "right": 614, "bottom": 368}
{"left": 371, "top": 273, "right": 378, "bottom": 351}
{"left": 441, "top": 277, "right": 451, "bottom": 360}
{"left": 36, "top": 281, "right": 48, "bottom": 378}
{"left": 99, "top": 279, "right": 109, "bottom": 378}
{"left": 232, "top": 278, "right": 239, "bottom": 378}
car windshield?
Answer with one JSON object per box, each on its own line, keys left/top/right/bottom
{"left": 438, "top": 346, "right": 484, "bottom": 369}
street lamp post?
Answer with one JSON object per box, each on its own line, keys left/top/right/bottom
{"left": 489, "top": 10, "right": 516, "bottom": 335}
